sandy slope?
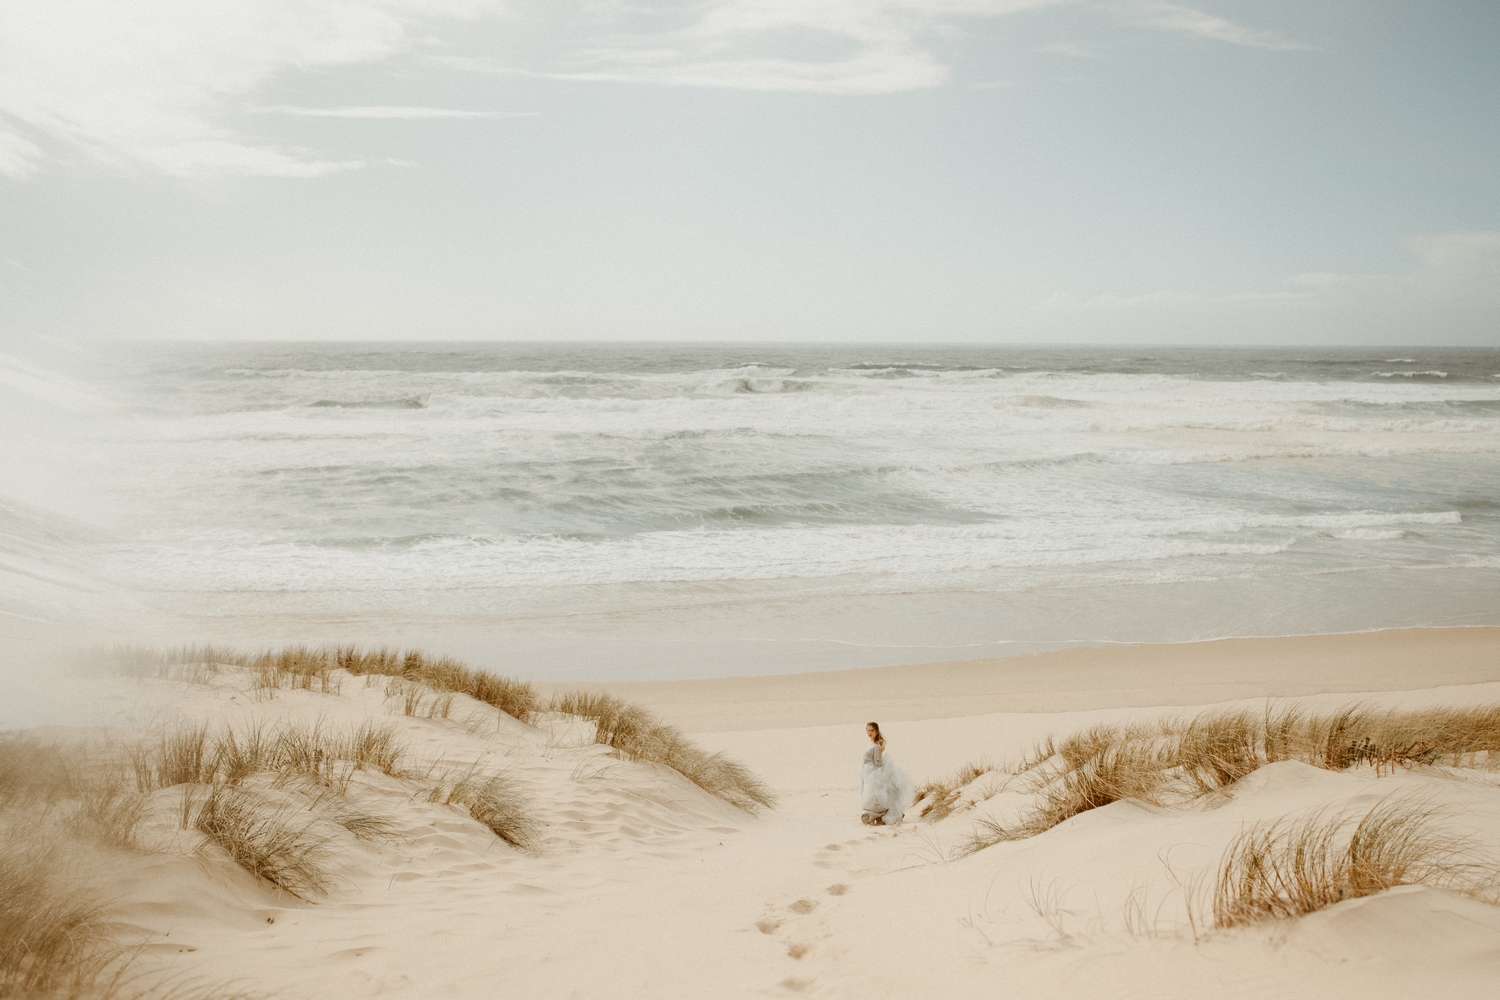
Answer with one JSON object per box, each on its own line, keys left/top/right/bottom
{"left": 20, "top": 628, "right": 1500, "bottom": 999}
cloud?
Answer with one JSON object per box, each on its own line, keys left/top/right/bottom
{"left": 0, "top": 0, "right": 1312, "bottom": 179}
{"left": 454, "top": 0, "right": 1073, "bottom": 95}
{"left": 452, "top": 0, "right": 1309, "bottom": 94}
{"left": 0, "top": 0, "right": 500, "bottom": 179}
{"left": 1125, "top": 2, "right": 1310, "bottom": 51}
{"left": 250, "top": 105, "right": 537, "bottom": 119}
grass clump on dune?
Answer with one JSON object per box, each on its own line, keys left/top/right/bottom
{"left": 122, "top": 717, "right": 532, "bottom": 888}
{"left": 0, "top": 839, "right": 114, "bottom": 998}
{"left": 421, "top": 762, "right": 535, "bottom": 849}
{"left": 955, "top": 701, "right": 1500, "bottom": 853}
{"left": 913, "top": 759, "right": 996, "bottom": 822}
{"left": 105, "top": 642, "right": 540, "bottom": 724}
{"left": 192, "top": 786, "right": 335, "bottom": 900}
{"left": 551, "top": 691, "right": 774, "bottom": 813}
{"left": 0, "top": 737, "right": 134, "bottom": 996}
{"left": 130, "top": 719, "right": 409, "bottom": 794}
{"left": 1213, "top": 797, "right": 1495, "bottom": 927}
{"left": 333, "top": 646, "right": 539, "bottom": 723}
{"left": 97, "top": 643, "right": 251, "bottom": 685}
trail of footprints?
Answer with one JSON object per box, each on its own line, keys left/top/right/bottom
{"left": 760, "top": 834, "right": 886, "bottom": 996}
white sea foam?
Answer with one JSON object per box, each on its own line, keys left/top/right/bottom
{"left": 22, "top": 345, "right": 1498, "bottom": 625}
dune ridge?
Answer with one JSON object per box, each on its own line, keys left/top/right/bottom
{"left": 3, "top": 632, "right": 1499, "bottom": 999}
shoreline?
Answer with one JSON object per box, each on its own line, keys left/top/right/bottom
{"left": 543, "top": 625, "right": 1500, "bottom": 732}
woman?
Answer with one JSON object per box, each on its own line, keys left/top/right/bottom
{"left": 859, "top": 721, "right": 914, "bottom": 826}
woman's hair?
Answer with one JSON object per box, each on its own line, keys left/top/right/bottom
{"left": 867, "top": 721, "right": 885, "bottom": 747}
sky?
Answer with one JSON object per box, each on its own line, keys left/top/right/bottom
{"left": 1, "top": 0, "right": 1498, "bottom": 345}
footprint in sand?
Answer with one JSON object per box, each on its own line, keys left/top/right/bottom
{"left": 787, "top": 898, "right": 817, "bottom": 915}
{"left": 825, "top": 884, "right": 848, "bottom": 896}
{"left": 811, "top": 844, "right": 850, "bottom": 870}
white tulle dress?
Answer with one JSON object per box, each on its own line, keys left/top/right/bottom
{"left": 859, "top": 742, "right": 913, "bottom": 826}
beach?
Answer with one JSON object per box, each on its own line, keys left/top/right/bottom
{"left": 7, "top": 4, "right": 1500, "bottom": 994}
{"left": 6, "top": 626, "right": 1498, "bottom": 999}
{"left": 5, "top": 345, "right": 1500, "bottom": 997}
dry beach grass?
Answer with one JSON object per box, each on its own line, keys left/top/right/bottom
{"left": 12, "top": 636, "right": 1499, "bottom": 998}
{"left": 1213, "top": 797, "right": 1496, "bottom": 928}
{"left": 103, "top": 644, "right": 764, "bottom": 812}
{"left": 551, "top": 690, "right": 774, "bottom": 812}
{"left": 956, "top": 701, "right": 1500, "bottom": 856}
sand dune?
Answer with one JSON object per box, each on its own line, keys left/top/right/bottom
{"left": 3, "top": 628, "right": 1500, "bottom": 999}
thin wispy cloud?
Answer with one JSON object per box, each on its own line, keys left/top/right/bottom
{"left": 453, "top": 0, "right": 1309, "bottom": 94}
{"left": 1126, "top": 2, "right": 1311, "bottom": 51}
{"left": 0, "top": 0, "right": 1311, "bottom": 180}
{"left": 0, "top": 0, "right": 502, "bottom": 179}
{"left": 250, "top": 105, "right": 537, "bottom": 120}
{"left": 454, "top": 1, "right": 1072, "bottom": 95}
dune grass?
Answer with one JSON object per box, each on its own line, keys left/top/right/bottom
{"left": 0, "top": 731, "right": 76, "bottom": 808}
{"left": 103, "top": 642, "right": 540, "bottom": 724}
{"left": 129, "top": 719, "right": 409, "bottom": 794}
{"left": 0, "top": 736, "right": 135, "bottom": 997}
{"left": 0, "top": 837, "right": 115, "bottom": 998}
{"left": 420, "top": 762, "right": 535, "bottom": 849}
{"left": 130, "top": 718, "right": 526, "bottom": 844}
{"left": 1, "top": 654, "right": 545, "bottom": 996}
{"left": 331, "top": 646, "right": 539, "bottom": 723}
{"left": 551, "top": 691, "right": 773, "bottom": 813}
{"left": 956, "top": 702, "right": 1500, "bottom": 853}
{"left": 191, "top": 786, "right": 335, "bottom": 900}
{"left": 913, "top": 759, "right": 996, "bottom": 821}
{"left": 96, "top": 643, "right": 250, "bottom": 685}
{"left": 1213, "top": 797, "right": 1495, "bottom": 927}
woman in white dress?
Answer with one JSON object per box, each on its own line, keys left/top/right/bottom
{"left": 859, "top": 722, "right": 914, "bottom": 826}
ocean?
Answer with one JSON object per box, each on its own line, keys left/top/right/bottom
{"left": 5, "top": 342, "right": 1500, "bottom": 679}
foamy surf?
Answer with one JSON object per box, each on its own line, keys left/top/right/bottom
{"left": 6, "top": 343, "right": 1500, "bottom": 673}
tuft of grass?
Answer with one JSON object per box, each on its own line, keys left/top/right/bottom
{"left": 68, "top": 779, "right": 150, "bottom": 850}
{"left": 213, "top": 723, "right": 276, "bottom": 786}
{"left": 107, "top": 642, "right": 540, "bottom": 723}
{"left": 95, "top": 643, "right": 249, "bottom": 684}
{"left": 130, "top": 724, "right": 216, "bottom": 791}
{"left": 954, "top": 700, "right": 1500, "bottom": 852}
{"left": 342, "top": 648, "right": 538, "bottom": 724}
{"left": 913, "top": 759, "right": 995, "bottom": 821}
{"left": 134, "top": 720, "right": 409, "bottom": 794}
{"left": 0, "top": 732, "right": 76, "bottom": 809}
{"left": 551, "top": 691, "right": 773, "bottom": 812}
{"left": 422, "top": 764, "right": 534, "bottom": 849}
{"left": 1176, "top": 710, "right": 1263, "bottom": 794}
{"left": 0, "top": 837, "right": 113, "bottom": 996}
{"left": 1213, "top": 797, "right": 1495, "bottom": 927}
{"left": 192, "top": 786, "right": 334, "bottom": 899}
{"left": 957, "top": 740, "right": 1171, "bottom": 855}
{"left": 341, "top": 719, "right": 407, "bottom": 776}
{"left": 384, "top": 677, "right": 453, "bottom": 719}
{"left": 251, "top": 645, "right": 340, "bottom": 695}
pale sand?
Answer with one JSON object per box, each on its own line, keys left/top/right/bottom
{"left": 23, "top": 626, "right": 1500, "bottom": 999}
{"left": 553, "top": 626, "right": 1500, "bottom": 731}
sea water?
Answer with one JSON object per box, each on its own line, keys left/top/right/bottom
{"left": 5, "top": 343, "right": 1500, "bottom": 679}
